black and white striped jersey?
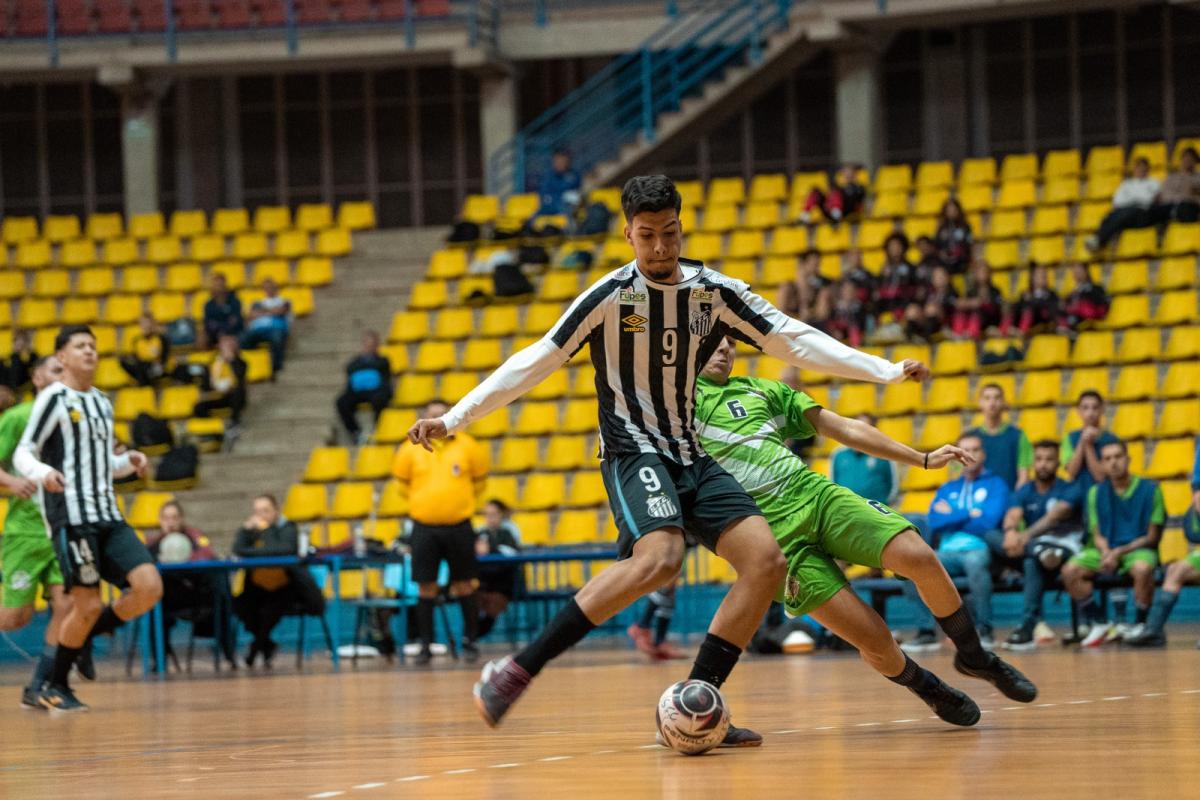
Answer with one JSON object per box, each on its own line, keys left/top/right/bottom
{"left": 441, "top": 258, "right": 908, "bottom": 465}
{"left": 14, "top": 382, "right": 132, "bottom": 530}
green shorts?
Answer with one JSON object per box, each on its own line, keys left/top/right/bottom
{"left": 1068, "top": 546, "right": 1158, "bottom": 574}
{"left": 775, "top": 480, "right": 914, "bottom": 616}
{"left": 2, "top": 534, "right": 63, "bottom": 608}
{"left": 1187, "top": 550, "right": 1200, "bottom": 572}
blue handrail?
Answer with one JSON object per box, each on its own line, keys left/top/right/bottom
{"left": 488, "top": 0, "right": 795, "bottom": 195}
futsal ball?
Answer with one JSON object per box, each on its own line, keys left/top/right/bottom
{"left": 157, "top": 532, "right": 194, "bottom": 564}
{"left": 655, "top": 680, "right": 730, "bottom": 755}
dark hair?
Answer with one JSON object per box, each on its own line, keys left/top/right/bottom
{"left": 1077, "top": 389, "right": 1104, "bottom": 406}
{"left": 979, "top": 382, "right": 1005, "bottom": 398}
{"left": 884, "top": 232, "right": 909, "bottom": 252}
{"left": 620, "top": 175, "right": 682, "bottom": 222}
{"left": 425, "top": 398, "right": 449, "bottom": 413}
{"left": 800, "top": 248, "right": 821, "bottom": 261}
{"left": 31, "top": 355, "right": 56, "bottom": 372}
{"left": 939, "top": 198, "right": 966, "bottom": 226}
{"left": 957, "top": 431, "right": 984, "bottom": 447}
{"left": 161, "top": 500, "right": 183, "bottom": 516}
{"left": 1099, "top": 438, "right": 1127, "bottom": 456}
{"left": 485, "top": 498, "right": 510, "bottom": 514}
{"left": 1033, "top": 439, "right": 1060, "bottom": 452}
{"left": 1133, "top": 156, "right": 1150, "bottom": 168}
{"left": 255, "top": 493, "right": 279, "bottom": 509}
{"left": 916, "top": 235, "right": 935, "bottom": 247}
{"left": 1182, "top": 147, "right": 1199, "bottom": 161}
{"left": 54, "top": 324, "right": 95, "bottom": 352}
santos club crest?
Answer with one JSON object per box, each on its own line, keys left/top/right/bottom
{"left": 688, "top": 308, "right": 712, "bottom": 336}
{"left": 646, "top": 493, "right": 678, "bottom": 519}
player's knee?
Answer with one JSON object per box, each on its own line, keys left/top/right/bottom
{"left": 417, "top": 583, "right": 439, "bottom": 600}
{"left": 1129, "top": 562, "right": 1153, "bottom": 581}
{"left": 73, "top": 592, "right": 104, "bottom": 620}
{"left": 135, "top": 570, "right": 164, "bottom": 604}
{"left": 0, "top": 607, "right": 34, "bottom": 631}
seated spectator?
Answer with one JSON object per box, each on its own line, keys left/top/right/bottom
{"left": 876, "top": 233, "right": 916, "bottom": 317}
{"left": 969, "top": 382, "right": 1032, "bottom": 492}
{"left": 120, "top": 313, "right": 171, "bottom": 386}
{"left": 914, "top": 235, "right": 940, "bottom": 281}
{"left": 240, "top": 278, "right": 291, "bottom": 375}
{"left": 1062, "top": 439, "right": 1164, "bottom": 647}
{"left": 1148, "top": 146, "right": 1200, "bottom": 224}
{"left": 840, "top": 249, "right": 875, "bottom": 307}
{"left": 202, "top": 273, "right": 243, "bottom": 349}
{"left": 798, "top": 163, "right": 865, "bottom": 225}
{"left": 829, "top": 413, "right": 899, "bottom": 505}
{"left": 1128, "top": 437, "right": 1200, "bottom": 647}
{"left": 1011, "top": 263, "right": 1060, "bottom": 337}
{"left": 146, "top": 500, "right": 237, "bottom": 667}
{"left": 536, "top": 150, "right": 582, "bottom": 217}
{"left": 232, "top": 494, "right": 326, "bottom": 667}
{"left": 904, "top": 265, "right": 956, "bottom": 342}
{"left": 827, "top": 279, "right": 868, "bottom": 347}
{"left": 778, "top": 248, "right": 829, "bottom": 318}
{"left": 1084, "top": 157, "right": 1160, "bottom": 251}
{"left": 2, "top": 329, "right": 37, "bottom": 392}
{"left": 1061, "top": 390, "right": 1120, "bottom": 495}
{"left": 901, "top": 433, "right": 1009, "bottom": 651}
{"left": 951, "top": 258, "right": 1005, "bottom": 339}
{"left": 335, "top": 330, "right": 393, "bottom": 444}
{"left": 1060, "top": 261, "right": 1110, "bottom": 330}
{"left": 1000, "top": 441, "right": 1084, "bottom": 650}
{"left": 474, "top": 499, "right": 522, "bottom": 638}
{"left": 193, "top": 334, "right": 248, "bottom": 428}
{"left": 934, "top": 198, "right": 973, "bottom": 274}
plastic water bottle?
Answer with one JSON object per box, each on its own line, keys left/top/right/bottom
{"left": 298, "top": 525, "right": 310, "bottom": 557}
{"left": 352, "top": 523, "right": 367, "bottom": 558}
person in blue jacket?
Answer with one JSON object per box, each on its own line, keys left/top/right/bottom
{"left": 901, "top": 432, "right": 1010, "bottom": 651}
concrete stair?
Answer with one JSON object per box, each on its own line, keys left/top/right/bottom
{"left": 178, "top": 227, "right": 444, "bottom": 547}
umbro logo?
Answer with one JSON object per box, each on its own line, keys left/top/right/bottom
{"left": 622, "top": 314, "right": 648, "bottom": 333}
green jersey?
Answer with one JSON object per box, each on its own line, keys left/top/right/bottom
{"left": 0, "top": 400, "right": 46, "bottom": 539}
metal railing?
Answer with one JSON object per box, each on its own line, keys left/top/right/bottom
{"left": 487, "top": 0, "right": 795, "bottom": 195}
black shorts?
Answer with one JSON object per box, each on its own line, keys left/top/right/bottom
{"left": 600, "top": 453, "right": 762, "bottom": 560}
{"left": 410, "top": 520, "right": 478, "bottom": 584}
{"left": 52, "top": 521, "right": 154, "bottom": 592}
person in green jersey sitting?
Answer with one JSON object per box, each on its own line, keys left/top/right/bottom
{"left": 0, "top": 355, "right": 76, "bottom": 708}
{"left": 694, "top": 336, "right": 1037, "bottom": 725}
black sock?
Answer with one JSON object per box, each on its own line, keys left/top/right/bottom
{"left": 936, "top": 606, "right": 989, "bottom": 668}
{"left": 513, "top": 598, "right": 595, "bottom": 677}
{"left": 1135, "top": 605, "right": 1149, "bottom": 625}
{"left": 50, "top": 645, "right": 82, "bottom": 688}
{"left": 416, "top": 598, "right": 435, "bottom": 649}
{"left": 688, "top": 633, "right": 742, "bottom": 689}
{"left": 638, "top": 599, "right": 656, "bottom": 629}
{"left": 653, "top": 615, "right": 672, "bottom": 647}
{"left": 29, "top": 645, "right": 55, "bottom": 690}
{"left": 477, "top": 614, "right": 497, "bottom": 638}
{"left": 88, "top": 605, "right": 124, "bottom": 640}
{"left": 1078, "top": 596, "right": 1105, "bottom": 625}
{"left": 887, "top": 653, "right": 938, "bottom": 694}
{"left": 458, "top": 592, "right": 479, "bottom": 644}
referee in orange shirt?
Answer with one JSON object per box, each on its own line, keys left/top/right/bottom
{"left": 393, "top": 399, "right": 491, "bottom": 665}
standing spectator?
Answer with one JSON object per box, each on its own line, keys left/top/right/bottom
{"left": 202, "top": 273, "right": 243, "bottom": 348}
{"left": 1011, "top": 264, "right": 1060, "bottom": 337}
{"left": 474, "top": 499, "right": 522, "bottom": 639}
{"left": 1061, "top": 439, "right": 1164, "bottom": 647}
{"left": 1061, "top": 390, "right": 1120, "bottom": 495}
{"left": 335, "top": 331, "right": 393, "bottom": 444}
{"left": 969, "top": 383, "right": 1032, "bottom": 491}
{"left": 901, "top": 433, "right": 1009, "bottom": 651}
{"left": 392, "top": 399, "right": 490, "bottom": 665}
{"left": 1128, "top": 437, "right": 1200, "bottom": 647}
{"left": 779, "top": 249, "right": 829, "bottom": 318}
{"left": 2, "top": 329, "right": 37, "bottom": 392}
{"left": 1148, "top": 146, "right": 1200, "bottom": 224}
{"left": 1084, "top": 157, "right": 1161, "bottom": 251}
{"left": 120, "top": 313, "right": 171, "bottom": 387}
{"left": 1061, "top": 261, "right": 1110, "bottom": 331}
{"left": 537, "top": 150, "right": 582, "bottom": 217}
{"left": 232, "top": 494, "right": 325, "bottom": 667}
{"left": 830, "top": 412, "right": 899, "bottom": 505}
{"left": 934, "top": 198, "right": 974, "bottom": 274}
{"left": 904, "top": 265, "right": 957, "bottom": 342}
{"left": 951, "top": 259, "right": 1005, "bottom": 340}
{"left": 827, "top": 279, "right": 868, "bottom": 347}
{"left": 240, "top": 278, "right": 292, "bottom": 375}
{"left": 193, "top": 334, "right": 248, "bottom": 428}
{"left": 876, "top": 233, "right": 916, "bottom": 317}
{"left": 628, "top": 581, "right": 685, "bottom": 661}
{"left": 146, "top": 500, "right": 237, "bottom": 668}
{"left": 798, "top": 163, "right": 865, "bottom": 225}
{"left": 1000, "top": 441, "right": 1084, "bottom": 650}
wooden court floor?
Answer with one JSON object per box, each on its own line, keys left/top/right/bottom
{"left": 3, "top": 641, "right": 1200, "bottom": 800}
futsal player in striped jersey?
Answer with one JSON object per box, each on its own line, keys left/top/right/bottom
{"left": 409, "top": 175, "right": 930, "bottom": 745}
{"left": 15, "top": 325, "right": 163, "bottom": 711}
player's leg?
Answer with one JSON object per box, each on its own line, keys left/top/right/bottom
{"left": 1005, "top": 544, "right": 1048, "bottom": 650}
{"left": 409, "top": 523, "right": 443, "bottom": 665}
{"left": 628, "top": 582, "right": 671, "bottom": 659}
{"left": 1062, "top": 548, "right": 1105, "bottom": 631}
{"left": 1129, "top": 555, "right": 1200, "bottom": 647}
{"left": 447, "top": 521, "right": 481, "bottom": 662}
{"left": 650, "top": 581, "right": 683, "bottom": 658}
{"left": 1124, "top": 550, "right": 1159, "bottom": 627}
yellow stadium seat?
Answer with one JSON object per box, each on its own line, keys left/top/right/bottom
{"left": 210, "top": 259, "right": 247, "bottom": 289}
{"left": 917, "top": 414, "right": 963, "bottom": 451}
{"left": 907, "top": 188, "right": 946, "bottom": 218}
{"left": 231, "top": 232, "right": 268, "bottom": 260}
{"left": 283, "top": 483, "right": 328, "bottom": 522}
{"left": 544, "top": 435, "right": 588, "bottom": 471}
{"left": 562, "top": 400, "right": 598, "bottom": 434}
{"left": 958, "top": 158, "right": 997, "bottom": 186}
{"left": 409, "top": 281, "right": 448, "bottom": 310}
{"left": 768, "top": 226, "right": 808, "bottom": 256}
{"left": 897, "top": 490, "right": 936, "bottom": 516}
{"left": 60, "top": 238, "right": 98, "bottom": 268}
{"left": 15, "top": 240, "right": 52, "bottom": 270}
{"left": 1099, "top": 295, "right": 1149, "bottom": 330}
{"left": 1085, "top": 172, "right": 1122, "bottom": 202}
{"left": 1115, "top": 327, "right": 1161, "bottom": 363}
{"left": 1026, "top": 236, "right": 1065, "bottom": 266}
{"left": 514, "top": 401, "right": 559, "bottom": 436}
{"left": 304, "top": 447, "right": 350, "bottom": 482}
{"left": 687, "top": 231, "right": 724, "bottom": 261}
{"left": 99, "top": 236, "right": 136, "bottom": 267}
{"left": 528, "top": 369, "right": 569, "bottom": 402}
{"left": 368, "top": 479, "right": 405, "bottom": 518}
{"left": 242, "top": 348, "right": 272, "bottom": 382}
{"left": 519, "top": 474, "right": 566, "bottom": 511}
{"left": 554, "top": 509, "right": 600, "bottom": 543}
{"left": 94, "top": 357, "right": 131, "bottom": 391}
{"left": 915, "top": 161, "right": 953, "bottom": 189}
{"left": 1159, "top": 223, "right": 1200, "bottom": 256}
{"left": 249, "top": 258, "right": 289, "bottom": 287}
{"left": 461, "top": 195, "right": 499, "bottom": 225}
{"left": 725, "top": 229, "right": 764, "bottom": 260}
{"left": 144, "top": 235, "right": 181, "bottom": 264}
{"left": 746, "top": 174, "right": 786, "bottom": 203}
{"left": 834, "top": 383, "right": 876, "bottom": 418}
{"left": 880, "top": 381, "right": 922, "bottom": 417}
{"left": 813, "top": 224, "right": 851, "bottom": 253}
{"left": 1164, "top": 326, "right": 1200, "bottom": 361}
{"left": 272, "top": 229, "right": 309, "bottom": 259}
{"left": 346, "top": 445, "right": 391, "bottom": 482}
{"left": 1085, "top": 145, "right": 1125, "bottom": 176}
{"left": 903, "top": 216, "right": 938, "bottom": 242}
{"left": 329, "top": 482, "right": 374, "bottom": 520}
{"left": 1071, "top": 331, "right": 1115, "bottom": 367}
{"left": 856, "top": 220, "right": 895, "bottom": 251}
{"left": 708, "top": 177, "right": 745, "bottom": 206}
{"left": 292, "top": 203, "right": 331, "bottom": 232}
{"left": 958, "top": 184, "right": 994, "bottom": 214}
{"left": 148, "top": 292, "right": 186, "bottom": 322}
{"left": 458, "top": 339, "right": 503, "bottom": 373}
{"left": 16, "top": 299, "right": 56, "bottom": 329}
{"left": 872, "top": 164, "right": 911, "bottom": 195}
{"left": 1016, "top": 407, "right": 1059, "bottom": 443}
{"left": 60, "top": 298, "right": 98, "bottom": 325}
{"left": 1107, "top": 261, "right": 1149, "bottom": 295}
{"left": 441, "top": 372, "right": 480, "bottom": 404}
{"left": 901, "top": 464, "right": 943, "bottom": 492}
{"left": 118, "top": 264, "right": 157, "bottom": 294}
{"left": 1073, "top": 201, "right": 1110, "bottom": 233}
{"left": 1156, "top": 257, "right": 1196, "bottom": 291}
{"left": 874, "top": 418, "right": 913, "bottom": 448}
{"left": 510, "top": 511, "right": 550, "bottom": 545}
{"left": 741, "top": 201, "right": 779, "bottom": 230}
{"left": 1114, "top": 228, "right": 1158, "bottom": 260}
{"left": 566, "top": 472, "right": 607, "bottom": 507}
{"left": 337, "top": 201, "right": 375, "bottom": 231}
{"left": 206, "top": 208, "right": 246, "bottom": 236}
{"left": 388, "top": 310, "right": 427, "bottom": 343}
{"left": 372, "top": 409, "right": 415, "bottom": 444}
{"left": 466, "top": 411, "right": 508, "bottom": 440}
{"left": 1016, "top": 370, "right": 1061, "bottom": 407}
{"left": 1128, "top": 141, "right": 1167, "bottom": 172}
{"left": 996, "top": 180, "right": 1037, "bottom": 209}
{"left": 1000, "top": 153, "right": 1038, "bottom": 182}
{"left": 294, "top": 256, "right": 333, "bottom": 287}
{"left": 1066, "top": 366, "right": 1110, "bottom": 402}
{"left": 113, "top": 386, "right": 157, "bottom": 421}
{"left": 393, "top": 374, "right": 436, "bottom": 408}
{"left": 756, "top": 256, "right": 792, "bottom": 288}
{"left": 716, "top": 259, "right": 755, "bottom": 284}
{"left": 522, "top": 302, "right": 564, "bottom": 336}
{"left": 868, "top": 191, "right": 909, "bottom": 220}
{"left": 500, "top": 193, "right": 539, "bottom": 222}
{"left": 471, "top": 305, "right": 515, "bottom": 339}
{"left": 1158, "top": 399, "right": 1200, "bottom": 438}
{"left": 1145, "top": 439, "right": 1194, "bottom": 480}
{"left": 374, "top": 343, "right": 407, "bottom": 374}
{"left": 412, "top": 341, "right": 456, "bottom": 373}
{"left": 157, "top": 385, "right": 199, "bottom": 420}
{"left": 982, "top": 240, "right": 1019, "bottom": 271}
{"left": 250, "top": 205, "right": 289, "bottom": 234}
{"left": 0, "top": 271, "right": 26, "bottom": 299}
{"left": 2, "top": 216, "right": 38, "bottom": 244}
{"left": 32, "top": 269, "right": 69, "bottom": 297}
{"left": 43, "top": 214, "right": 80, "bottom": 243}
{"left": 675, "top": 180, "right": 705, "bottom": 208}
{"left": 423, "top": 249, "right": 466, "bottom": 281}
{"left": 496, "top": 438, "right": 539, "bottom": 473}
{"left": 1161, "top": 362, "right": 1200, "bottom": 398}
{"left": 987, "top": 210, "right": 1025, "bottom": 240}
{"left": 599, "top": 237, "right": 633, "bottom": 265}
{"left": 128, "top": 212, "right": 164, "bottom": 240}
{"left": 1041, "top": 178, "right": 1080, "bottom": 206}
{"left": 924, "top": 376, "right": 970, "bottom": 413}
{"left": 168, "top": 209, "right": 206, "bottom": 238}
{"left": 158, "top": 262, "right": 198, "bottom": 294}
{"left": 537, "top": 270, "right": 579, "bottom": 302}
{"left": 127, "top": 492, "right": 175, "bottom": 529}
{"left": 1156, "top": 291, "right": 1197, "bottom": 327}
{"left": 1042, "top": 149, "right": 1081, "bottom": 179}
{"left": 431, "top": 307, "right": 474, "bottom": 341}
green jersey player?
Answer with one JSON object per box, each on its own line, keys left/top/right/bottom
{"left": 694, "top": 336, "right": 1037, "bottom": 724}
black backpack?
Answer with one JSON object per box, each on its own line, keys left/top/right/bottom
{"left": 493, "top": 261, "right": 535, "bottom": 297}
{"left": 446, "top": 220, "right": 480, "bottom": 243}
{"left": 131, "top": 413, "right": 173, "bottom": 455}
{"left": 578, "top": 202, "right": 613, "bottom": 236}
{"left": 153, "top": 445, "right": 199, "bottom": 490}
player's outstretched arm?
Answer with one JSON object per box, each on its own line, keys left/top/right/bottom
{"left": 805, "top": 405, "right": 973, "bottom": 470}
{"left": 13, "top": 389, "right": 60, "bottom": 488}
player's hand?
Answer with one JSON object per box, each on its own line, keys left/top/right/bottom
{"left": 925, "top": 444, "right": 972, "bottom": 470}
{"left": 1080, "top": 425, "right": 1100, "bottom": 444}
{"left": 1100, "top": 551, "right": 1119, "bottom": 573}
{"left": 128, "top": 450, "right": 149, "bottom": 477}
{"left": 43, "top": 471, "right": 66, "bottom": 493}
{"left": 1003, "top": 530, "right": 1025, "bottom": 558}
{"left": 407, "top": 418, "right": 448, "bottom": 452}
{"left": 933, "top": 499, "right": 952, "bottom": 514}
{"left": 900, "top": 360, "right": 931, "bottom": 382}
{"left": 3, "top": 475, "right": 37, "bottom": 499}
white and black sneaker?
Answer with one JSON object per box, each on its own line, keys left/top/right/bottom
{"left": 1003, "top": 624, "right": 1037, "bottom": 652}
{"left": 900, "top": 631, "right": 941, "bottom": 654}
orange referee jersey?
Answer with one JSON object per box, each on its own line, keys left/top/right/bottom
{"left": 392, "top": 433, "right": 489, "bottom": 526}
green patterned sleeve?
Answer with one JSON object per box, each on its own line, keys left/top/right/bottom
{"left": 1150, "top": 483, "right": 1166, "bottom": 525}
{"left": 1086, "top": 485, "right": 1099, "bottom": 537}
{"left": 768, "top": 379, "right": 820, "bottom": 441}
{"left": 1017, "top": 430, "right": 1033, "bottom": 471}
{"left": 0, "top": 410, "right": 20, "bottom": 465}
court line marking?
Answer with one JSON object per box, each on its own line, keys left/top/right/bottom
{"left": 1142, "top": 692, "right": 1166, "bottom": 697}
{"left": 1035, "top": 703, "right": 1057, "bottom": 708}
{"left": 1102, "top": 695, "right": 1129, "bottom": 701}
{"left": 352, "top": 783, "right": 386, "bottom": 790}
{"left": 1181, "top": 689, "right": 1200, "bottom": 694}
{"left": 591, "top": 750, "right": 617, "bottom": 755}
{"left": 890, "top": 719, "right": 918, "bottom": 723}
{"left": 814, "top": 726, "right": 837, "bottom": 730}
{"left": 855, "top": 722, "right": 881, "bottom": 727}
{"left": 443, "top": 769, "right": 476, "bottom": 775}
{"left": 638, "top": 744, "right": 661, "bottom": 749}
{"left": 395, "top": 776, "right": 428, "bottom": 782}
{"left": 309, "top": 793, "right": 344, "bottom": 799}
{"left": 489, "top": 764, "right": 521, "bottom": 769}
{"left": 772, "top": 729, "right": 804, "bottom": 734}
{"left": 539, "top": 756, "right": 572, "bottom": 762}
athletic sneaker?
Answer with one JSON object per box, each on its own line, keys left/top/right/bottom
{"left": 978, "top": 628, "right": 996, "bottom": 651}
{"left": 900, "top": 630, "right": 941, "bottom": 653}
{"left": 1033, "top": 621, "right": 1056, "bottom": 644}
{"left": 474, "top": 656, "right": 532, "bottom": 728}
{"left": 76, "top": 641, "right": 96, "bottom": 681}
{"left": 21, "top": 686, "right": 45, "bottom": 710}
{"left": 910, "top": 679, "right": 981, "bottom": 727}
{"left": 654, "top": 641, "right": 687, "bottom": 660}
{"left": 1002, "top": 624, "right": 1037, "bottom": 652}
{"left": 954, "top": 653, "right": 1038, "bottom": 703}
{"left": 655, "top": 720, "right": 764, "bottom": 748}
{"left": 1125, "top": 630, "right": 1166, "bottom": 648}
{"left": 413, "top": 647, "right": 433, "bottom": 666}
{"left": 627, "top": 624, "right": 657, "bottom": 659}
{"left": 1081, "top": 622, "right": 1114, "bottom": 648}
{"left": 38, "top": 684, "right": 88, "bottom": 712}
